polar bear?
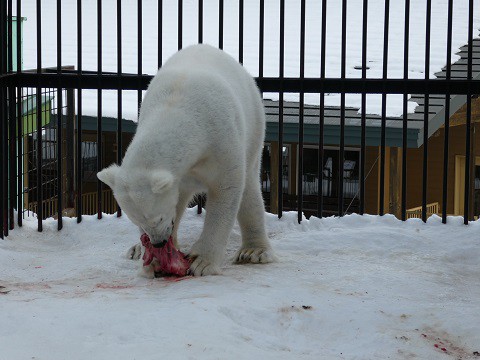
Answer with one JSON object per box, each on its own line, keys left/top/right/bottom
{"left": 97, "top": 44, "right": 275, "bottom": 277}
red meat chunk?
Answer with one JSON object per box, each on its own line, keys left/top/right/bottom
{"left": 140, "top": 233, "right": 190, "bottom": 277}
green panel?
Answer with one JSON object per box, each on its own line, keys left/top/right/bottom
{"left": 8, "top": 102, "right": 51, "bottom": 141}
{"left": 21, "top": 102, "right": 52, "bottom": 135}
{"left": 7, "top": 16, "right": 26, "bottom": 71}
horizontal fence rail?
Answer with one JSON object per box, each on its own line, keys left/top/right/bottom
{"left": 1, "top": 0, "right": 479, "bottom": 238}
{"left": 2, "top": 73, "right": 480, "bottom": 95}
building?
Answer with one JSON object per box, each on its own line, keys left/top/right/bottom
{"left": 261, "top": 40, "right": 480, "bottom": 219}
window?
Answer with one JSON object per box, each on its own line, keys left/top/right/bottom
{"left": 82, "top": 141, "right": 97, "bottom": 182}
{"left": 302, "top": 147, "right": 360, "bottom": 198}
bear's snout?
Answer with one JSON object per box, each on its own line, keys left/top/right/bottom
{"left": 148, "top": 225, "right": 173, "bottom": 247}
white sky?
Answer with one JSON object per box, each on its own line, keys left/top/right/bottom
{"left": 17, "top": 0, "right": 480, "bottom": 118}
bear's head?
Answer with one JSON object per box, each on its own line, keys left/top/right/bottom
{"left": 97, "top": 164, "right": 179, "bottom": 247}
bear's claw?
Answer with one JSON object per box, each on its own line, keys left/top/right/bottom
{"left": 234, "top": 247, "right": 276, "bottom": 264}
{"left": 188, "top": 256, "right": 221, "bottom": 276}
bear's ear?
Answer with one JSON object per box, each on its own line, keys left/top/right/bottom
{"left": 97, "top": 164, "right": 120, "bottom": 189}
{"left": 151, "top": 170, "right": 174, "bottom": 193}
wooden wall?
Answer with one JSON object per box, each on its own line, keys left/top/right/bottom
{"left": 363, "top": 122, "right": 480, "bottom": 217}
{"left": 404, "top": 124, "right": 479, "bottom": 216}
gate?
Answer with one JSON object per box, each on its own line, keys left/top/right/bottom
{"left": 1, "top": 0, "right": 480, "bottom": 238}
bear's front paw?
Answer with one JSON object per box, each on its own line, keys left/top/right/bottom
{"left": 127, "top": 243, "right": 142, "bottom": 260}
{"left": 234, "top": 247, "right": 276, "bottom": 264}
{"left": 187, "top": 255, "right": 221, "bottom": 276}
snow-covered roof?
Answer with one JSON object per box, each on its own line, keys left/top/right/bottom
{"left": 264, "top": 38, "right": 480, "bottom": 148}
{"left": 17, "top": 0, "right": 480, "bottom": 122}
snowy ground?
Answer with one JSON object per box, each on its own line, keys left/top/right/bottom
{"left": 1, "top": 209, "right": 479, "bottom": 360}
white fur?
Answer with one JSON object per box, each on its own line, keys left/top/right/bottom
{"left": 98, "top": 44, "right": 275, "bottom": 277}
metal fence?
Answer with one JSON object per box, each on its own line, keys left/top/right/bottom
{"left": 1, "top": 0, "right": 480, "bottom": 238}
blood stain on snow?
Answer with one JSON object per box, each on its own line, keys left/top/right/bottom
{"left": 419, "top": 327, "right": 476, "bottom": 358}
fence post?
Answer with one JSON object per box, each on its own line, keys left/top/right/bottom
{"left": 66, "top": 87, "right": 75, "bottom": 210}
{"left": 0, "top": 0, "right": 7, "bottom": 238}
{"left": 269, "top": 142, "right": 279, "bottom": 215}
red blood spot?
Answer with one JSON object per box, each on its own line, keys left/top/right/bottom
{"left": 434, "top": 344, "right": 439, "bottom": 348}
{"left": 34, "top": 266, "right": 42, "bottom": 269}
{"left": 441, "top": 348, "right": 447, "bottom": 352}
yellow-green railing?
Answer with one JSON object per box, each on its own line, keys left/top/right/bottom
{"left": 406, "top": 202, "right": 439, "bottom": 219}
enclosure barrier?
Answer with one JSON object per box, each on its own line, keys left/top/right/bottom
{"left": 1, "top": 0, "right": 479, "bottom": 238}
{"left": 406, "top": 202, "right": 440, "bottom": 220}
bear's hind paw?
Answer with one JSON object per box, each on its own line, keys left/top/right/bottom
{"left": 234, "top": 247, "right": 276, "bottom": 264}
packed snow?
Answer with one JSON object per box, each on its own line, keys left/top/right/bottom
{"left": 1, "top": 209, "right": 479, "bottom": 359}
{"left": 16, "top": 0, "right": 480, "bottom": 118}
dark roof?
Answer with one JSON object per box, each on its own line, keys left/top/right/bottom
{"left": 263, "top": 100, "right": 419, "bottom": 148}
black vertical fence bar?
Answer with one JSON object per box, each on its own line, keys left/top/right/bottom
{"left": 56, "top": 0, "right": 63, "bottom": 230}
{"left": 259, "top": 0, "right": 266, "bottom": 212}
{"left": 379, "top": 0, "right": 390, "bottom": 216}
{"left": 28, "top": 87, "right": 32, "bottom": 218}
{"left": 16, "top": 83, "right": 22, "bottom": 226}
{"left": 138, "top": 0, "right": 142, "bottom": 111}
{"left": 8, "top": 0, "right": 15, "bottom": 230}
{"left": 421, "top": 0, "right": 431, "bottom": 223}
{"left": 442, "top": 0, "right": 453, "bottom": 224}
{"left": 401, "top": 0, "right": 410, "bottom": 221}
{"left": 218, "top": 0, "right": 223, "bottom": 49}
{"left": 117, "top": 0, "right": 122, "bottom": 217}
{"left": 66, "top": 89, "right": 74, "bottom": 211}
{"left": 8, "top": 86, "right": 15, "bottom": 229}
{"left": 16, "top": 0, "right": 23, "bottom": 227}
{"left": 97, "top": 0, "right": 103, "bottom": 219}
{"left": 239, "top": 0, "right": 243, "bottom": 64}
{"left": 198, "top": 0, "right": 203, "bottom": 44}
{"left": 464, "top": 0, "right": 474, "bottom": 224}
{"left": 0, "top": 80, "right": 4, "bottom": 236}
{"left": 178, "top": 0, "right": 182, "bottom": 51}
{"left": 338, "top": 0, "right": 346, "bottom": 216}
{"left": 259, "top": 0, "right": 264, "bottom": 79}
{"left": 158, "top": 0, "right": 162, "bottom": 68}
{"left": 195, "top": 0, "right": 204, "bottom": 214}
{"left": 360, "top": 0, "right": 368, "bottom": 215}
{"left": 297, "top": 0, "right": 305, "bottom": 223}
{"left": 317, "top": 0, "right": 326, "bottom": 218}
{"left": 278, "top": 0, "right": 284, "bottom": 218}
{"left": 76, "top": 0, "right": 83, "bottom": 223}
{"left": 36, "top": 0, "right": 43, "bottom": 229}
{"left": 0, "top": 0, "right": 6, "bottom": 238}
